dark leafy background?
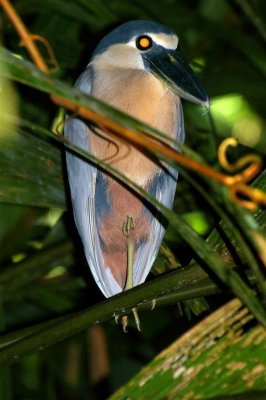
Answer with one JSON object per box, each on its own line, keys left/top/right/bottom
{"left": 0, "top": 0, "right": 266, "bottom": 399}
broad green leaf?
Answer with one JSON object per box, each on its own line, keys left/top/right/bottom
{"left": 109, "top": 299, "right": 266, "bottom": 400}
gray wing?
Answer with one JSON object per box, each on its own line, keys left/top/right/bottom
{"left": 64, "top": 66, "right": 121, "bottom": 297}
{"left": 133, "top": 103, "right": 185, "bottom": 285}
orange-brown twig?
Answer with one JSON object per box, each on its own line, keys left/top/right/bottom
{"left": 0, "top": 0, "right": 53, "bottom": 72}
{"left": 51, "top": 94, "right": 266, "bottom": 210}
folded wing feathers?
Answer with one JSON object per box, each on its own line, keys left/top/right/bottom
{"left": 65, "top": 66, "right": 185, "bottom": 297}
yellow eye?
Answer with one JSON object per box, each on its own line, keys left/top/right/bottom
{"left": 136, "top": 35, "right": 152, "bottom": 50}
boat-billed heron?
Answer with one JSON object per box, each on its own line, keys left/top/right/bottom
{"left": 65, "top": 20, "right": 208, "bottom": 313}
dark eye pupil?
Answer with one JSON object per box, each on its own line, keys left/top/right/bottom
{"left": 136, "top": 35, "right": 152, "bottom": 50}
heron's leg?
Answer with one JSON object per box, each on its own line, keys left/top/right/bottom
{"left": 122, "top": 214, "right": 135, "bottom": 291}
{"left": 124, "top": 238, "right": 134, "bottom": 291}
{"left": 121, "top": 215, "right": 141, "bottom": 332}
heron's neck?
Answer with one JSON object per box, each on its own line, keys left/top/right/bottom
{"left": 88, "top": 66, "right": 180, "bottom": 184}
{"left": 91, "top": 67, "right": 179, "bottom": 138}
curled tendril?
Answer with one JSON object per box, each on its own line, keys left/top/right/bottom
{"left": 218, "top": 137, "right": 265, "bottom": 209}
{"left": 218, "top": 137, "right": 262, "bottom": 178}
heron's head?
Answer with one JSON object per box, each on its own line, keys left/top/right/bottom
{"left": 90, "top": 20, "right": 209, "bottom": 108}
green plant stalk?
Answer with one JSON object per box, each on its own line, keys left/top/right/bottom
{"left": 0, "top": 254, "right": 257, "bottom": 357}
{"left": 0, "top": 266, "right": 212, "bottom": 350}
{"left": 0, "top": 270, "right": 249, "bottom": 365}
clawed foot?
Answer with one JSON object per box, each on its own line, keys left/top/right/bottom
{"left": 150, "top": 298, "right": 156, "bottom": 311}
{"left": 120, "top": 309, "right": 141, "bottom": 333}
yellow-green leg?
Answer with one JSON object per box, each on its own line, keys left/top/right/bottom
{"left": 120, "top": 215, "right": 141, "bottom": 332}
{"left": 124, "top": 238, "right": 134, "bottom": 291}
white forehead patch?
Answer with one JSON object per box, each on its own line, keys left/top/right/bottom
{"left": 148, "top": 33, "right": 179, "bottom": 49}
{"left": 128, "top": 32, "right": 178, "bottom": 50}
